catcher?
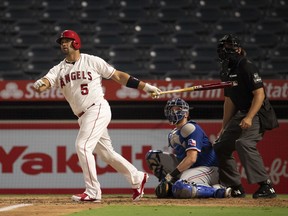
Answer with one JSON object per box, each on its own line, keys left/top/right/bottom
{"left": 146, "top": 98, "right": 231, "bottom": 199}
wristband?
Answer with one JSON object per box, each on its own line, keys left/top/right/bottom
{"left": 170, "top": 168, "right": 181, "bottom": 177}
{"left": 126, "top": 76, "right": 140, "bottom": 89}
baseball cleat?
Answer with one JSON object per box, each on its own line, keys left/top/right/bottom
{"left": 253, "top": 180, "right": 277, "bottom": 199}
{"left": 71, "top": 193, "right": 101, "bottom": 203}
{"left": 132, "top": 173, "right": 149, "bottom": 201}
{"left": 231, "top": 186, "right": 246, "bottom": 198}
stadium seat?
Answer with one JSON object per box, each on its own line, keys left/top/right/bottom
{"left": 149, "top": 45, "right": 183, "bottom": 61}
{"left": 0, "top": 44, "right": 20, "bottom": 61}
{"left": 94, "top": 33, "right": 125, "bottom": 46}
{"left": 248, "top": 32, "right": 279, "bottom": 48}
{"left": 174, "top": 20, "right": 209, "bottom": 34}
{"left": 93, "top": 20, "right": 127, "bottom": 34}
{"left": 187, "top": 44, "right": 217, "bottom": 61}
{"left": 213, "top": 19, "right": 247, "bottom": 35}
{"left": 195, "top": 0, "right": 235, "bottom": 9}
{"left": 24, "top": 45, "right": 61, "bottom": 62}
{"left": 10, "top": 20, "right": 47, "bottom": 34}
{"left": 155, "top": 8, "right": 190, "bottom": 23}
{"left": 243, "top": 44, "right": 265, "bottom": 61}
{"left": 40, "top": 8, "right": 74, "bottom": 22}
{"left": 184, "top": 58, "right": 220, "bottom": 78}
{"left": 52, "top": 21, "right": 85, "bottom": 34}
{"left": 109, "top": 45, "right": 142, "bottom": 61}
{"left": 11, "top": 32, "right": 49, "bottom": 47}
{"left": 79, "top": 8, "right": 115, "bottom": 22}
{"left": 133, "top": 21, "right": 168, "bottom": 34}
{"left": 233, "top": 7, "right": 262, "bottom": 23}
{"left": 0, "top": 60, "right": 21, "bottom": 72}
{"left": 148, "top": 60, "right": 182, "bottom": 78}
{"left": 254, "top": 18, "right": 287, "bottom": 35}
{"left": 268, "top": 45, "right": 288, "bottom": 58}
{"left": 129, "top": 33, "right": 164, "bottom": 47}
{"left": 165, "top": 70, "right": 192, "bottom": 79}
{"left": 117, "top": 0, "right": 154, "bottom": 9}
{"left": 36, "top": 0, "right": 72, "bottom": 10}
{"left": 170, "top": 32, "right": 203, "bottom": 48}
{"left": 3, "top": 8, "right": 38, "bottom": 20}
{"left": 194, "top": 7, "right": 225, "bottom": 23}
{"left": 77, "top": 0, "right": 116, "bottom": 9}
{"left": 235, "top": 0, "right": 271, "bottom": 9}
{"left": 23, "top": 59, "right": 55, "bottom": 78}
{"left": 109, "top": 59, "right": 147, "bottom": 78}
{"left": 117, "top": 8, "right": 150, "bottom": 22}
{"left": 260, "top": 57, "right": 288, "bottom": 78}
{"left": 154, "top": 0, "right": 193, "bottom": 8}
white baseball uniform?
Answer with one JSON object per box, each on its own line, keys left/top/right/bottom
{"left": 44, "top": 53, "right": 145, "bottom": 199}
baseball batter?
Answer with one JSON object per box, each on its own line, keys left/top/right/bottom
{"left": 33, "top": 30, "right": 161, "bottom": 202}
{"left": 146, "top": 98, "right": 231, "bottom": 198}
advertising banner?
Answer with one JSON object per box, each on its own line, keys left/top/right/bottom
{"left": 1, "top": 80, "right": 287, "bottom": 101}
{"left": 0, "top": 120, "right": 287, "bottom": 194}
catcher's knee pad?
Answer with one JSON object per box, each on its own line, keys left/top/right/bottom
{"left": 172, "top": 179, "right": 195, "bottom": 198}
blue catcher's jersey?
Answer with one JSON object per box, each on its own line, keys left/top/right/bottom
{"left": 169, "top": 120, "right": 218, "bottom": 167}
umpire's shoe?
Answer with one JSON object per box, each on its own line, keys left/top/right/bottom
{"left": 253, "top": 179, "right": 277, "bottom": 199}
{"left": 231, "top": 184, "right": 246, "bottom": 198}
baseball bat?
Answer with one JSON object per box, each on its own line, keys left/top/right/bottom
{"left": 152, "top": 81, "right": 237, "bottom": 96}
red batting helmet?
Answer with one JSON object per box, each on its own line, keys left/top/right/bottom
{"left": 56, "top": 30, "right": 81, "bottom": 50}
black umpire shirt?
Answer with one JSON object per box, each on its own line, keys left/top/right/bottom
{"left": 221, "top": 57, "right": 264, "bottom": 112}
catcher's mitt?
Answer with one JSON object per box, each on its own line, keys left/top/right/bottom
{"left": 155, "top": 180, "right": 173, "bottom": 198}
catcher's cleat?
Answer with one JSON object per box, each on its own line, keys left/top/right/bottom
{"left": 71, "top": 193, "right": 101, "bottom": 203}
{"left": 214, "top": 187, "right": 232, "bottom": 198}
{"left": 253, "top": 180, "right": 277, "bottom": 199}
{"left": 132, "top": 173, "right": 149, "bottom": 201}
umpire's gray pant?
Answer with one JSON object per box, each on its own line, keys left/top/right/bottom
{"left": 213, "top": 111, "right": 269, "bottom": 187}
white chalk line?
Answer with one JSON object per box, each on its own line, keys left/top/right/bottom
{"left": 0, "top": 203, "right": 33, "bottom": 212}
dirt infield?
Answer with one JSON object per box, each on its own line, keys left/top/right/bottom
{"left": 0, "top": 195, "right": 288, "bottom": 216}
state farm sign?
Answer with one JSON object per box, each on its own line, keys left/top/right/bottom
{"left": 0, "top": 80, "right": 287, "bottom": 101}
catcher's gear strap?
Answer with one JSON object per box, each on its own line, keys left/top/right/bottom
{"left": 155, "top": 180, "right": 173, "bottom": 198}
{"left": 145, "top": 150, "right": 180, "bottom": 181}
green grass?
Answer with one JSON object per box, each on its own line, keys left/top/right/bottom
{"left": 68, "top": 205, "right": 288, "bottom": 216}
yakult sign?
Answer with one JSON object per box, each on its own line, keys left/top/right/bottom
{"left": 0, "top": 121, "right": 287, "bottom": 194}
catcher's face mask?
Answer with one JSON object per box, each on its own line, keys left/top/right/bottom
{"left": 217, "top": 34, "right": 241, "bottom": 62}
{"left": 164, "top": 98, "right": 189, "bottom": 125}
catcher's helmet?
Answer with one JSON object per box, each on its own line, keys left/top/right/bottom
{"left": 164, "top": 98, "right": 189, "bottom": 125}
{"left": 217, "top": 34, "right": 241, "bottom": 62}
{"left": 56, "top": 30, "right": 81, "bottom": 50}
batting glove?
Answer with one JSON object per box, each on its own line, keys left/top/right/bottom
{"left": 33, "top": 79, "right": 46, "bottom": 90}
{"left": 143, "top": 83, "right": 161, "bottom": 99}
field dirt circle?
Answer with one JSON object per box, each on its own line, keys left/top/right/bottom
{"left": 0, "top": 195, "right": 287, "bottom": 216}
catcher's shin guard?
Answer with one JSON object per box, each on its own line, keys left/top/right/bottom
{"left": 172, "top": 180, "right": 229, "bottom": 198}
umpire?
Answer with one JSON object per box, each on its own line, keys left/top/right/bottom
{"left": 214, "top": 34, "right": 279, "bottom": 198}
